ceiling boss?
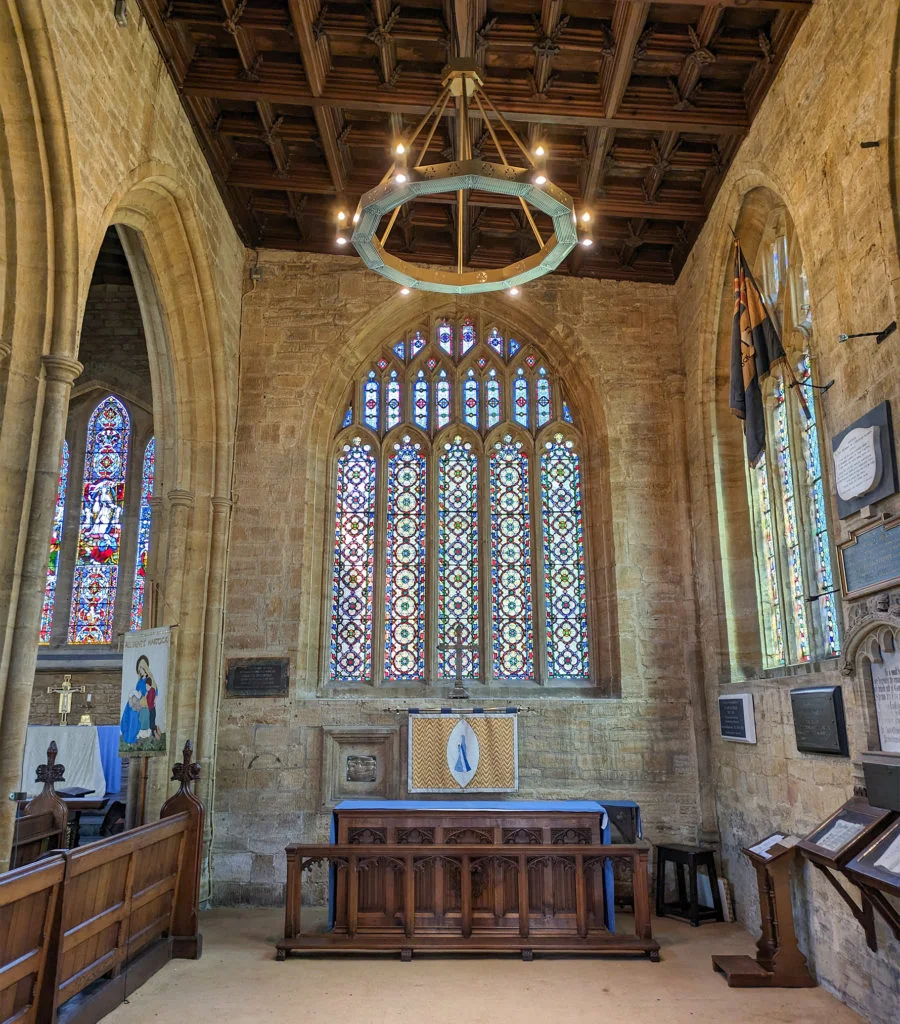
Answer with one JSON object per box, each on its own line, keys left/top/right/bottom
{"left": 335, "top": 5, "right": 591, "bottom": 296}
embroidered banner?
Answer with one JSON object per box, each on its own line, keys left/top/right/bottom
{"left": 408, "top": 710, "right": 518, "bottom": 793}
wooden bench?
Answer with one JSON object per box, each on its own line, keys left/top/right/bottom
{"left": 0, "top": 741, "right": 204, "bottom": 1024}
{"left": 10, "top": 742, "right": 68, "bottom": 869}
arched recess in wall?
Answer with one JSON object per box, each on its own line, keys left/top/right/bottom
{"left": 293, "top": 293, "right": 620, "bottom": 695}
{"left": 841, "top": 610, "right": 900, "bottom": 755}
{"left": 88, "top": 168, "right": 235, "bottom": 811}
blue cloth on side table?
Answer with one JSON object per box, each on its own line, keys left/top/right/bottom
{"left": 328, "top": 799, "right": 618, "bottom": 932}
{"left": 96, "top": 725, "right": 122, "bottom": 795}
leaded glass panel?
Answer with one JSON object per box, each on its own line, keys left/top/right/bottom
{"left": 129, "top": 437, "right": 155, "bottom": 631}
{"left": 384, "top": 437, "right": 426, "bottom": 679}
{"left": 40, "top": 441, "right": 69, "bottom": 643}
{"left": 536, "top": 367, "right": 552, "bottom": 426}
{"left": 386, "top": 370, "right": 402, "bottom": 430}
{"left": 513, "top": 369, "right": 529, "bottom": 428}
{"left": 463, "top": 370, "right": 479, "bottom": 429}
{"left": 435, "top": 370, "right": 451, "bottom": 429}
{"left": 486, "top": 369, "right": 501, "bottom": 428}
{"left": 363, "top": 371, "right": 379, "bottom": 431}
{"left": 413, "top": 371, "right": 429, "bottom": 431}
{"left": 68, "top": 396, "right": 130, "bottom": 644}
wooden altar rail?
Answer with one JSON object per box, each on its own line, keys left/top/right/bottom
{"left": 277, "top": 842, "right": 659, "bottom": 961}
{"left": 0, "top": 742, "right": 204, "bottom": 1024}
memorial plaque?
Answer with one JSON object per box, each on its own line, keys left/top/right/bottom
{"left": 225, "top": 658, "right": 289, "bottom": 698}
{"left": 838, "top": 517, "right": 900, "bottom": 598}
{"left": 871, "top": 649, "right": 900, "bottom": 753}
{"left": 790, "top": 685, "right": 849, "bottom": 756}
{"left": 718, "top": 693, "right": 756, "bottom": 743}
{"left": 832, "top": 401, "right": 897, "bottom": 518}
{"left": 346, "top": 754, "right": 378, "bottom": 783}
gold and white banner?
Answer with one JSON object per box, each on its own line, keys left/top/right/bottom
{"left": 408, "top": 712, "right": 518, "bottom": 793}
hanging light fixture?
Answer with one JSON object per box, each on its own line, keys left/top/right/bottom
{"left": 349, "top": 58, "right": 577, "bottom": 295}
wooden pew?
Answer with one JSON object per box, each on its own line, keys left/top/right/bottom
{"left": 0, "top": 741, "right": 204, "bottom": 1024}
{"left": 10, "top": 742, "right": 68, "bottom": 869}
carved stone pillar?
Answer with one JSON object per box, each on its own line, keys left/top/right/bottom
{"left": 0, "top": 352, "right": 82, "bottom": 869}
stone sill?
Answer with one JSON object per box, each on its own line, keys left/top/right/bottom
{"left": 36, "top": 649, "right": 124, "bottom": 672}
{"left": 719, "top": 656, "right": 842, "bottom": 690}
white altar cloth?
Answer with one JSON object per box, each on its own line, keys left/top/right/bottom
{"left": 19, "top": 725, "right": 106, "bottom": 799}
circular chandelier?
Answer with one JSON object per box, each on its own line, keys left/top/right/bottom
{"left": 338, "top": 59, "right": 592, "bottom": 296}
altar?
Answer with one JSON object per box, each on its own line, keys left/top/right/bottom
{"left": 19, "top": 725, "right": 121, "bottom": 798}
{"left": 279, "top": 798, "right": 657, "bottom": 961}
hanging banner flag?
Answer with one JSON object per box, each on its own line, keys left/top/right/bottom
{"left": 408, "top": 709, "right": 518, "bottom": 793}
{"left": 119, "top": 625, "right": 172, "bottom": 756}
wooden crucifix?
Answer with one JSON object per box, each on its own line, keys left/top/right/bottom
{"left": 46, "top": 674, "right": 86, "bottom": 726}
{"left": 437, "top": 623, "right": 479, "bottom": 700}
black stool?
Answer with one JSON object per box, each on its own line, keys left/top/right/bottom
{"left": 655, "top": 844, "right": 724, "bottom": 926}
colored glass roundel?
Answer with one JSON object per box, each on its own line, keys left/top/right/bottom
{"left": 384, "top": 437, "right": 426, "bottom": 679}
{"left": 489, "top": 436, "right": 534, "bottom": 679}
{"left": 330, "top": 439, "right": 377, "bottom": 680}
{"left": 438, "top": 437, "right": 479, "bottom": 678}
{"left": 129, "top": 438, "right": 156, "bottom": 631}
{"left": 39, "top": 440, "right": 70, "bottom": 643}
{"left": 69, "top": 396, "right": 130, "bottom": 644}
{"left": 541, "top": 435, "right": 589, "bottom": 678}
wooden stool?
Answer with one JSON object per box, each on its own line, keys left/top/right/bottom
{"left": 655, "top": 844, "right": 724, "bottom": 926}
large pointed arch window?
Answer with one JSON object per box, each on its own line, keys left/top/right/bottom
{"left": 130, "top": 437, "right": 156, "bottom": 630}
{"left": 39, "top": 441, "right": 70, "bottom": 643}
{"left": 329, "top": 316, "right": 590, "bottom": 685}
{"left": 68, "top": 396, "right": 131, "bottom": 644}
{"left": 744, "top": 213, "right": 840, "bottom": 667}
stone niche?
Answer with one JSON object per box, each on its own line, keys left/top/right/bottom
{"left": 841, "top": 588, "right": 900, "bottom": 788}
{"left": 322, "top": 726, "right": 400, "bottom": 806}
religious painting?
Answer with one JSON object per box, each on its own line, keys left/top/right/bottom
{"left": 119, "top": 625, "right": 171, "bottom": 756}
{"left": 408, "top": 711, "right": 518, "bottom": 793}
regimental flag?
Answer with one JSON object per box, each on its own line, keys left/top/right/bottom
{"left": 729, "top": 240, "right": 787, "bottom": 466}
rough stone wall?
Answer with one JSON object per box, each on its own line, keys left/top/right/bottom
{"left": 214, "top": 253, "right": 709, "bottom": 906}
{"left": 28, "top": 671, "right": 120, "bottom": 727}
{"left": 78, "top": 282, "right": 152, "bottom": 409}
{"left": 676, "top": 1, "right": 900, "bottom": 1021}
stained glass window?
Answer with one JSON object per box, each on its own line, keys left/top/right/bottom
{"left": 507, "top": 338, "right": 520, "bottom": 359}
{"left": 487, "top": 328, "right": 504, "bottom": 358}
{"left": 536, "top": 367, "right": 552, "bottom": 426}
{"left": 772, "top": 376, "right": 810, "bottom": 662}
{"left": 747, "top": 453, "right": 786, "bottom": 667}
{"left": 541, "top": 435, "right": 589, "bottom": 678}
{"left": 435, "top": 370, "right": 451, "bottom": 429}
{"left": 798, "top": 354, "right": 840, "bottom": 658}
{"left": 438, "top": 320, "right": 454, "bottom": 357}
{"left": 513, "top": 368, "right": 529, "bottom": 428}
{"left": 438, "top": 437, "right": 479, "bottom": 677}
{"left": 413, "top": 371, "right": 429, "bottom": 431}
{"left": 384, "top": 437, "right": 426, "bottom": 680}
{"left": 409, "top": 331, "right": 426, "bottom": 359}
{"left": 39, "top": 441, "right": 70, "bottom": 643}
{"left": 342, "top": 405, "right": 353, "bottom": 428}
{"left": 489, "top": 436, "right": 533, "bottom": 679}
{"left": 68, "top": 396, "right": 130, "bottom": 644}
{"left": 330, "top": 438, "right": 376, "bottom": 680}
{"left": 393, "top": 340, "right": 406, "bottom": 362}
{"left": 386, "top": 370, "right": 402, "bottom": 430}
{"left": 485, "top": 369, "right": 502, "bottom": 429}
{"left": 562, "top": 401, "right": 574, "bottom": 425}
{"left": 463, "top": 370, "right": 479, "bottom": 429}
{"left": 460, "top": 318, "right": 476, "bottom": 358}
{"left": 363, "top": 371, "right": 379, "bottom": 431}
{"left": 129, "top": 437, "right": 155, "bottom": 631}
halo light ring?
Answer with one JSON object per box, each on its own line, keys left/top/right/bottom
{"left": 350, "top": 159, "right": 578, "bottom": 295}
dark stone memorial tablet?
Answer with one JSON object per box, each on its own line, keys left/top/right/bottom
{"left": 718, "top": 693, "right": 756, "bottom": 743}
{"left": 790, "top": 685, "right": 849, "bottom": 756}
{"left": 225, "top": 657, "right": 289, "bottom": 697}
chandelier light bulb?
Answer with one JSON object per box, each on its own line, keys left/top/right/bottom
{"left": 534, "top": 174, "right": 547, "bottom": 186}
{"left": 395, "top": 143, "right": 406, "bottom": 155}
{"left": 534, "top": 145, "right": 546, "bottom": 157}
{"left": 581, "top": 211, "right": 591, "bottom": 224}
{"left": 336, "top": 235, "right": 348, "bottom": 246}
{"left": 508, "top": 286, "right": 520, "bottom": 297}
{"left": 580, "top": 237, "right": 593, "bottom": 247}
{"left": 395, "top": 172, "right": 408, "bottom": 184}
{"left": 400, "top": 287, "right": 411, "bottom": 295}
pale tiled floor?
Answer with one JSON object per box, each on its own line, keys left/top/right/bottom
{"left": 107, "top": 907, "right": 864, "bottom": 1024}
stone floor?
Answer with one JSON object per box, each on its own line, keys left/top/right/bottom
{"left": 107, "top": 908, "right": 864, "bottom": 1024}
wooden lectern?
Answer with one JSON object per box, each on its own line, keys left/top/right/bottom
{"left": 712, "top": 834, "right": 814, "bottom": 988}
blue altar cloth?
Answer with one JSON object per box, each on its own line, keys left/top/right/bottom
{"left": 96, "top": 725, "right": 122, "bottom": 795}
{"left": 328, "top": 799, "right": 622, "bottom": 932}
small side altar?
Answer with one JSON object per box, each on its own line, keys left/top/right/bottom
{"left": 277, "top": 799, "right": 658, "bottom": 961}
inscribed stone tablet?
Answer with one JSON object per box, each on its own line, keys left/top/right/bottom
{"left": 832, "top": 401, "right": 898, "bottom": 518}
{"left": 225, "top": 658, "right": 289, "bottom": 697}
{"left": 839, "top": 521, "right": 900, "bottom": 597}
{"left": 791, "top": 686, "right": 849, "bottom": 756}
{"left": 718, "top": 693, "right": 756, "bottom": 743}
{"left": 346, "top": 754, "right": 378, "bottom": 783}
{"left": 871, "top": 649, "right": 900, "bottom": 753}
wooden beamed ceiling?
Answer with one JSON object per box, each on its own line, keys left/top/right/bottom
{"left": 139, "top": 0, "right": 813, "bottom": 284}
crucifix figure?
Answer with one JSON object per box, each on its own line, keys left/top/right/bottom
{"left": 437, "top": 623, "right": 479, "bottom": 700}
{"left": 46, "top": 674, "right": 86, "bottom": 726}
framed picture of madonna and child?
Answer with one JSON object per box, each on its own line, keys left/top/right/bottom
{"left": 119, "top": 626, "right": 172, "bottom": 756}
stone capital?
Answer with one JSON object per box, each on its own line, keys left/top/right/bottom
{"left": 167, "top": 488, "right": 195, "bottom": 510}
{"left": 211, "top": 496, "right": 233, "bottom": 512}
{"left": 148, "top": 496, "right": 164, "bottom": 510}
{"left": 42, "top": 353, "right": 83, "bottom": 385}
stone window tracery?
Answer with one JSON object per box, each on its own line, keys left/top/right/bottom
{"left": 329, "top": 316, "right": 589, "bottom": 685}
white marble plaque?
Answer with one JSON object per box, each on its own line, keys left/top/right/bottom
{"left": 872, "top": 648, "right": 900, "bottom": 753}
{"left": 833, "top": 425, "right": 882, "bottom": 501}
{"left": 816, "top": 818, "right": 865, "bottom": 852}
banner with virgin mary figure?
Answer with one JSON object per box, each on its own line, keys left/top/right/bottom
{"left": 119, "top": 626, "right": 171, "bottom": 756}
{"left": 408, "top": 710, "right": 518, "bottom": 793}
